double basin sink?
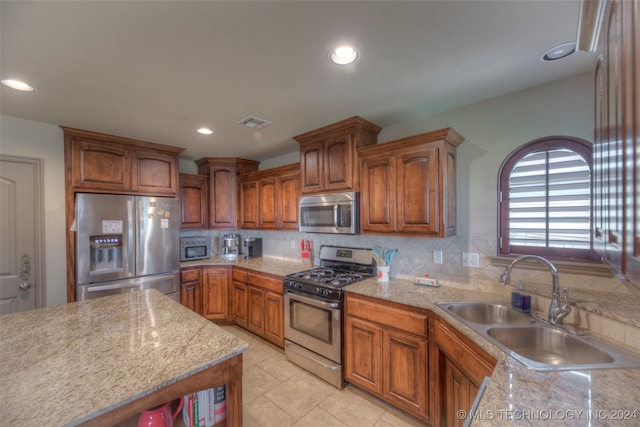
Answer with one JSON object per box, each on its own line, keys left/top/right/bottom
{"left": 436, "top": 301, "right": 640, "bottom": 371}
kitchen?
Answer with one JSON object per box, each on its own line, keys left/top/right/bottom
{"left": 1, "top": 1, "right": 639, "bottom": 426}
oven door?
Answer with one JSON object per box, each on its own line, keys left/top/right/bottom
{"left": 284, "top": 290, "right": 341, "bottom": 363}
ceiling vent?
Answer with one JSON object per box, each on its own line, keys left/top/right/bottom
{"left": 237, "top": 116, "right": 272, "bottom": 129}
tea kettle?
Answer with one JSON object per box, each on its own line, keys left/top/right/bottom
{"left": 138, "top": 397, "right": 183, "bottom": 427}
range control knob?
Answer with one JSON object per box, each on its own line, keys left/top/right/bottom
{"left": 316, "top": 288, "right": 331, "bottom": 298}
{"left": 288, "top": 281, "right": 302, "bottom": 290}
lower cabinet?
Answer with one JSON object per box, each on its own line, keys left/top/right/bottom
{"left": 232, "top": 267, "right": 285, "bottom": 348}
{"left": 433, "top": 317, "right": 496, "bottom": 427}
{"left": 201, "top": 267, "right": 231, "bottom": 323}
{"left": 180, "top": 267, "right": 202, "bottom": 315}
{"left": 181, "top": 265, "right": 284, "bottom": 344}
{"left": 344, "top": 293, "right": 430, "bottom": 423}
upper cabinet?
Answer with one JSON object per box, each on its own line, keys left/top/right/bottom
{"left": 238, "top": 163, "right": 301, "bottom": 230}
{"left": 179, "top": 173, "right": 208, "bottom": 229}
{"left": 592, "top": 0, "right": 640, "bottom": 293}
{"left": 63, "top": 127, "right": 183, "bottom": 196}
{"left": 293, "top": 116, "right": 382, "bottom": 194}
{"left": 358, "top": 128, "right": 464, "bottom": 237}
{"left": 196, "top": 158, "right": 259, "bottom": 230}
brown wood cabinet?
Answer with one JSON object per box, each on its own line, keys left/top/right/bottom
{"left": 196, "top": 158, "right": 259, "bottom": 229}
{"left": 238, "top": 163, "right": 300, "bottom": 230}
{"left": 433, "top": 317, "right": 496, "bottom": 427}
{"left": 201, "top": 266, "right": 231, "bottom": 323}
{"left": 63, "top": 127, "right": 183, "bottom": 196}
{"left": 359, "top": 128, "right": 464, "bottom": 237}
{"left": 179, "top": 174, "right": 208, "bottom": 229}
{"left": 293, "top": 117, "right": 381, "bottom": 194}
{"left": 231, "top": 268, "right": 285, "bottom": 347}
{"left": 593, "top": 0, "right": 640, "bottom": 295}
{"left": 344, "top": 293, "right": 430, "bottom": 422}
{"left": 180, "top": 267, "right": 202, "bottom": 315}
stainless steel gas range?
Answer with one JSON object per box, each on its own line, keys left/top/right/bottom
{"left": 283, "top": 245, "right": 375, "bottom": 388}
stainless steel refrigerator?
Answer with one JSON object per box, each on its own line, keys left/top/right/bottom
{"left": 75, "top": 193, "right": 180, "bottom": 301}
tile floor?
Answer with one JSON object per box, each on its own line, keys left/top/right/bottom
{"left": 221, "top": 326, "right": 427, "bottom": 427}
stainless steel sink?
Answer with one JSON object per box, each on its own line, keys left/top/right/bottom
{"left": 487, "top": 326, "right": 615, "bottom": 368}
{"left": 443, "top": 302, "right": 534, "bottom": 325}
{"left": 436, "top": 301, "right": 640, "bottom": 371}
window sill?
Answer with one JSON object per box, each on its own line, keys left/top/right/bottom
{"left": 489, "top": 256, "right": 614, "bottom": 278}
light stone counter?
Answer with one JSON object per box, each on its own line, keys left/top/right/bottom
{"left": 181, "top": 255, "right": 306, "bottom": 278}
{"left": 345, "top": 278, "right": 640, "bottom": 426}
{"left": 0, "top": 289, "right": 248, "bottom": 427}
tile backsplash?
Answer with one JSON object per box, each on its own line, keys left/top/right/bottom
{"left": 182, "top": 229, "right": 640, "bottom": 352}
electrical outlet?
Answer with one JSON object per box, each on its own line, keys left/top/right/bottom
{"left": 462, "top": 252, "right": 480, "bottom": 268}
{"left": 433, "top": 250, "right": 443, "bottom": 264}
{"left": 290, "top": 240, "right": 296, "bottom": 249}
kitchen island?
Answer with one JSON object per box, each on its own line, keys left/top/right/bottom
{"left": 0, "top": 289, "right": 248, "bottom": 427}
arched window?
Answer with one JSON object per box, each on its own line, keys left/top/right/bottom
{"left": 497, "top": 136, "right": 596, "bottom": 262}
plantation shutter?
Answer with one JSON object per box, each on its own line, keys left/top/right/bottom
{"left": 507, "top": 148, "right": 591, "bottom": 250}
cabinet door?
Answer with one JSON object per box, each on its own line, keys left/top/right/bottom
{"left": 247, "top": 286, "right": 265, "bottom": 335}
{"left": 264, "top": 291, "right": 284, "bottom": 346}
{"left": 131, "top": 150, "right": 179, "bottom": 195}
{"left": 344, "top": 316, "right": 383, "bottom": 395}
{"left": 442, "top": 356, "right": 472, "bottom": 427}
{"left": 240, "top": 180, "right": 259, "bottom": 229}
{"left": 396, "top": 146, "right": 439, "bottom": 234}
{"left": 179, "top": 174, "right": 208, "bottom": 229}
{"left": 201, "top": 267, "right": 230, "bottom": 321}
{"left": 324, "top": 131, "right": 354, "bottom": 192}
{"left": 231, "top": 280, "right": 248, "bottom": 327}
{"left": 278, "top": 171, "right": 300, "bottom": 229}
{"left": 383, "top": 329, "right": 428, "bottom": 420}
{"left": 71, "top": 139, "right": 131, "bottom": 192}
{"left": 360, "top": 154, "right": 396, "bottom": 233}
{"left": 259, "top": 178, "right": 277, "bottom": 229}
{"left": 300, "top": 140, "right": 324, "bottom": 194}
{"left": 209, "top": 166, "right": 238, "bottom": 229}
{"left": 180, "top": 268, "right": 202, "bottom": 315}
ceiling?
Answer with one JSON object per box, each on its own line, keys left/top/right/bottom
{"left": 1, "top": 1, "right": 597, "bottom": 163}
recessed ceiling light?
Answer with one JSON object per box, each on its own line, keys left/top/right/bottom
{"left": 540, "top": 42, "right": 576, "bottom": 62}
{"left": 329, "top": 46, "right": 359, "bottom": 65}
{"left": 1, "top": 79, "right": 35, "bottom": 92}
{"left": 197, "top": 127, "right": 213, "bottom": 135}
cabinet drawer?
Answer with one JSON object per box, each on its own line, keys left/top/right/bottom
{"left": 181, "top": 268, "right": 200, "bottom": 283}
{"left": 248, "top": 272, "right": 283, "bottom": 293}
{"left": 345, "top": 294, "right": 428, "bottom": 338}
{"left": 434, "top": 318, "right": 496, "bottom": 386}
{"left": 232, "top": 267, "right": 248, "bottom": 283}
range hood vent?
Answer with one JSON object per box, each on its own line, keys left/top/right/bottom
{"left": 237, "top": 116, "right": 272, "bottom": 129}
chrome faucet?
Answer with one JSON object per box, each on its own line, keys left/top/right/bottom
{"left": 500, "top": 255, "right": 571, "bottom": 325}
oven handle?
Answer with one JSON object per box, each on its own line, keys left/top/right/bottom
{"left": 285, "top": 290, "right": 339, "bottom": 309}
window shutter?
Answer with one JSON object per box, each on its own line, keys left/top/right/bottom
{"left": 508, "top": 148, "right": 591, "bottom": 250}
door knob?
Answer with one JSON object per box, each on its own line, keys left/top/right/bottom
{"left": 19, "top": 280, "right": 30, "bottom": 290}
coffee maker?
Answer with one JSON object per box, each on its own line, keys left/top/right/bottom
{"left": 220, "top": 234, "right": 240, "bottom": 259}
{"left": 243, "top": 237, "right": 262, "bottom": 259}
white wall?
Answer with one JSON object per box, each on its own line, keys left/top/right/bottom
{"left": 0, "top": 71, "right": 601, "bottom": 306}
{"left": 0, "top": 116, "right": 67, "bottom": 306}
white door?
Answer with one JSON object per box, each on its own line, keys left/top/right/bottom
{"left": 0, "top": 157, "right": 41, "bottom": 314}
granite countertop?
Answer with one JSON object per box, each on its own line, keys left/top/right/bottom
{"left": 181, "top": 255, "right": 306, "bottom": 277}
{"left": 346, "top": 278, "right": 640, "bottom": 426}
{"left": 0, "top": 289, "right": 248, "bottom": 427}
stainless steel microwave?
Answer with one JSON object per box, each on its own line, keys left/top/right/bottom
{"left": 299, "top": 192, "right": 359, "bottom": 234}
{"left": 180, "top": 236, "right": 211, "bottom": 262}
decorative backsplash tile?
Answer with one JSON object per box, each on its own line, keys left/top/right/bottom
{"left": 181, "top": 229, "right": 640, "bottom": 352}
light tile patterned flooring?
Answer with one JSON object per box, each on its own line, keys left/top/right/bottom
{"left": 221, "top": 326, "right": 426, "bottom": 427}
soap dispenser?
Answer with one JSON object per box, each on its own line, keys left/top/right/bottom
{"left": 511, "top": 281, "right": 531, "bottom": 313}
